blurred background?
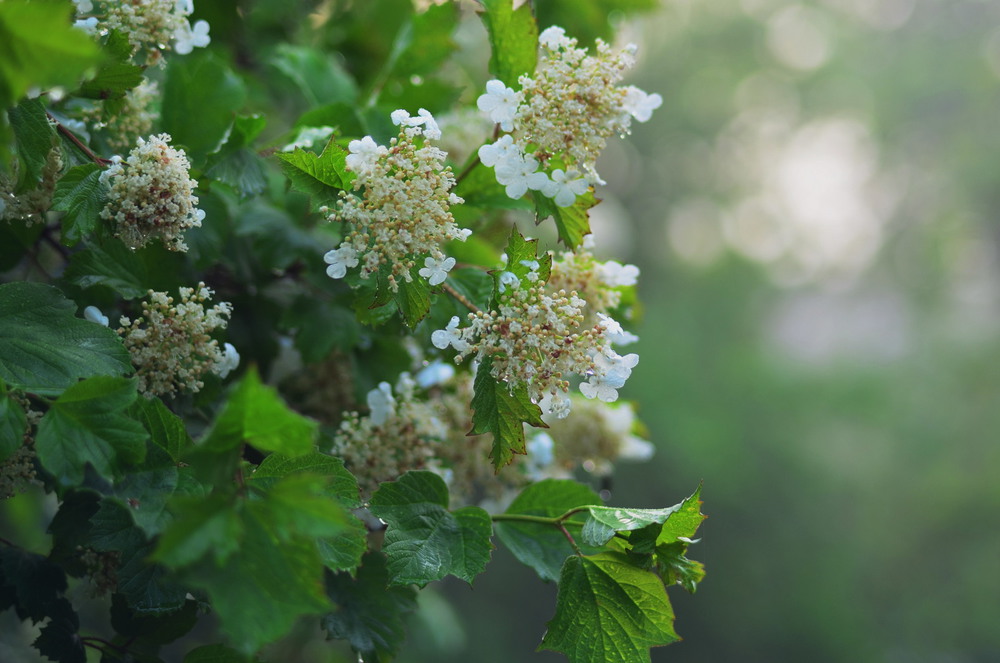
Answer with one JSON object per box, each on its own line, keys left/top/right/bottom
{"left": 408, "top": 0, "right": 1000, "bottom": 661}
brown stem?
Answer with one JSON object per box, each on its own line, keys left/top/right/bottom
{"left": 48, "top": 113, "right": 111, "bottom": 166}
{"left": 440, "top": 282, "right": 481, "bottom": 314}
{"left": 454, "top": 153, "right": 481, "bottom": 186}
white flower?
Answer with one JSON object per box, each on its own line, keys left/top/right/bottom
{"left": 73, "top": 16, "right": 99, "bottom": 34}
{"left": 282, "top": 126, "right": 335, "bottom": 152}
{"left": 621, "top": 86, "right": 663, "bottom": 123}
{"left": 431, "top": 316, "right": 470, "bottom": 352}
{"left": 391, "top": 108, "right": 441, "bottom": 140}
{"left": 84, "top": 306, "right": 109, "bottom": 326}
{"left": 538, "top": 26, "right": 571, "bottom": 50}
{"left": 543, "top": 169, "right": 589, "bottom": 207}
{"left": 175, "top": 0, "right": 195, "bottom": 14}
{"left": 367, "top": 382, "right": 396, "bottom": 427}
{"left": 494, "top": 152, "right": 549, "bottom": 199}
{"left": 497, "top": 271, "right": 520, "bottom": 293}
{"left": 597, "top": 312, "right": 639, "bottom": 346}
{"left": 324, "top": 245, "right": 359, "bottom": 279}
{"left": 618, "top": 435, "right": 655, "bottom": 461}
{"left": 596, "top": 260, "right": 640, "bottom": 287}
{"left": 174, "top": 19, "right": 211, "bottom": 55}
{"left": 418, "top": 256, "right": 456, "bottom": 286}
{"left": 580, "top": 351, "right": 639, "bottom": 402}
{"left": 216, "top": 342, "right": 240, "bottom": 378}
{"left": 345, "top": 135, "right": 386, "bottom": 176}
{"left": 416, "top": 360, "right": 455, "bottom": 388}
{"left": 477, "top": 80, "right": 520, "bottom": 131}
{"left": 477, "top": 135, "right": 517, "bottom": 167}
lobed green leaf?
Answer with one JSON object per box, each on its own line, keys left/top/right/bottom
{"left": 369, "top": 471, "right": 493, "bottom": 586}
{"left": 52, "top": 163, "right": 106, "bottom": 246}
{"left": 539, "top": 552, "right": 680, "bottom": 663}
{"left": 534, "top": 189, "right": 598, "bottom": 249}
{"left": 469, "top": 355, "right": 547, "bottom": 471}
{"left": 35, "top": 376, "right": 148, "bottom": 486}
{"left": 0, "top": 282, "right": 132, "bottom": 396}
{"left": 478, "top": 0, "right": 539, "bottom": 86}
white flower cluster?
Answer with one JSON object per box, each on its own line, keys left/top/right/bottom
{"left": 324, "top": 109, "right": 470, "bottom": 292}
{"left": 84, "top": 80, "right": 160, "bottom": 151}
{"left": 535, "top": 396, "right": 654, "bottom": 477}
{"left": 476, "top": 26, "right": 662, "bottom": 207}
{"left": 332, "top": 373, "right": 447, "bottom": 498}
{"left": 73, "top": 0, "right": 211, "bottom": 65}
{"left": 117, "top": 283, "right": 236, "bottom": 397}
{"left": 431, "top": 261, "right": 638, "bottom": 419}
{"left": 100, "top": 134, "right": 205, "bottom": 252}
{"left": 546, "top": 236, "right": 640, "bottom": 340}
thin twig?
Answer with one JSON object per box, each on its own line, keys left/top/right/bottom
{"left": 440, "top": 282, "right": 481, "bottom": 314}
{"left": 48, "top": 113, "right": 110, "bottom": 166}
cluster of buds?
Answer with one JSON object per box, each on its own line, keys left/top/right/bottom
{"left": 476, "top": 26, "right": 662, "bottom": 207}
{"left": 432, "top": 260, "right": 638, "bottom": 419}
{"left": 100, "top": 134, "right": 205, "bottom": 252}
{"left": 73, "top": 0, "right": 211, "bottom": 65}
{"left": 116, "top": 284, "right": 237, "bottom": 397}
{"left": 332, "top": 374, "right": 447, "bottom": 498}
{"left": 539, "top": 396, "right": 654, "bottom": 477}
{"left": 547, "top": 236, "right": 641, "bottom": 329}
{"left": 0, "top": 146, "right": 63, "bottom": 226}
{"left": 84, "top": 80, "right": 160, "bottom": 151}
{"left": 323, "top": 109, "right": 470, "bottom": 292}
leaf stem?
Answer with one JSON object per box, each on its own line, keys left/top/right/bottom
{"left": 454, "top": 154, "right": 480, "bottom": 186}
{"left": 47, "top": 113, "right": 111, "bottom": 167}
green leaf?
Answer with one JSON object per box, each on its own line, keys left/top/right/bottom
{"left": 0, "top": 546, "right": 68, "bottom": 622}
{"left": 52, "top": 164, "right": 106, "bottom": 246}
{"left": 392, "top": 271, "right": 431, "bottom": 327}
{"left": 384, "top": 3, "right": 458, "bottom": 81}
{"left": 131, "top": 396, "right": 193, "bottom": 462}
{"left": 0, "top": 1, "right": 102, "bottom": 110}
{"left": 205, "top": 114, "right": 268, "bottom": 199}
{"left": 8, "top": 97, "right": 56, "bottom": 193}
{"left": 656, "top": 542, "right": 706, "bottom": 594}
{"left": 539, "top": 552, "right": 680, "bottom": 663}
{"left": 469, "top": 355, "right": 547, "bottom": 471}
{"left": 0, "top": 390, "right": 26, "bottom": 462}
{"left": 247, "top": 473, "right": 352, "bottom": 542}
{"left": 269, "top": 44, "right": 358, "bottom": 107}
{"left": 0, "top": 282, "right": 132, "bottom": 396}
{"left": 35, "top": 376, "right": 147, "bottom": 485}
{"left": 110, "top": 593, "right": 199, "bottom": 646}
{"left": 534, "top": 189, "right": 598, "bottom": 249}
{"left": 656, "top": 485, "right": 707, "bottom": 545}
{"left": 581, "top": 504, "right": 689, "bottom": 548}
{"left": 87, "top": 499, "right": 188, "bottom": 614}
{"left": 76, "top": 62, "right": 144, "bottom": 101}
{"left": 64, "top": 240, "right": 149, "bottom": 298}
{"left": 32, "top": 599, "right": 85, "bottom": 663}
{"left": 180, "top": 509, "right": 332, "bottom": 655}
{"left": 112, "top": 442, "right": 178, "bottom": 537}
{"left": 250, "top": 452, "right": 361, "bottom": 508}
{"left": 162, "top": 51, "right": 247, "bottom": 161}
{"left": 478, "top": 0, "right": 538, "bottom": 86}
{"left": 495, "top": 479, "right": 602, "bottom": 582}
{"left": 494, "top": 226, "right": 552, "bottom": 297}
{"left": 276, "top": 142, "right": 354, "bottom": 209}
{"left": 283, "top": 297, "right": 361, "bottom": 362}
{"left": 323, "top": 552, "right": 418, "bottom": 662}
{"left": 369, "top": 471, "right": 493, "bottom": 586}
{"left": 153, "top": 492, "right": 244, "bottom": 568}
{"left": 202, "top": 366, "right": 317, "bottom": 456}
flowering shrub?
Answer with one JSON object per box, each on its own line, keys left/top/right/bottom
{"left": 0, "top": 1, "right": 704, "bottom": 662}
